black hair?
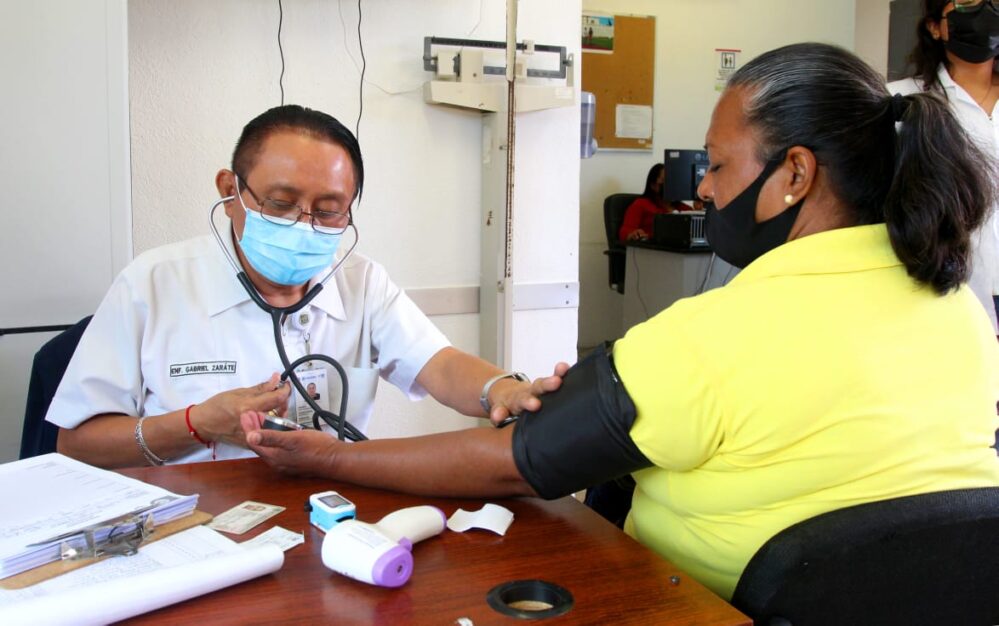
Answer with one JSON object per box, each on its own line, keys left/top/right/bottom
{"left": 729, "top": 42, "right": 994, "bottom": 294}
{"left": 232, "top": 104, "right": 364, "bottom": 200}
{"left": 641, "top": 163, "right": 665, "bottom": 201}
{"left": 909, "top": 0, "right": 952, "bottom": 91}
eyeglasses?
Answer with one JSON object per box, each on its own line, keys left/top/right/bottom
{"left": 235, "top": 174, "right": 351, "bottom": 236}
{"left": 952, "top": 0, "right": 995, "bottom": 13}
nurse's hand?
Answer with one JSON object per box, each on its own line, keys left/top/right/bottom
{"left": 241, "top": 410, "right": 337, "bottom": 476}
{"left": 487, "top": 362, "right": 570, "bottom": 427}
{"left": 191, "top": 374, "right": 292, "bottom": 448}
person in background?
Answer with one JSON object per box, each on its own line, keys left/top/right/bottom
{"left": 47, "top": 105, "right": 565, "bottom": 468}
{"left": 240, "top": 44, "right": 999, "bottom": 600}
{"left": 618, "top": 163, "right": 696, "bottom": 242}
{"left": 889, "top": 0, "right": 998, "bottom": 335}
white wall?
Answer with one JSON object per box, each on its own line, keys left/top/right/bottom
{"left": 577, "top": 0, "right": 858, "bottom": 349}
{"left": 128, "top": 0, "right": 580, "bottom": 438}
{"left": 0, "top": 0, "right": 131, "bottom": 462}
{"left": 855, "top": 0, "right": 892, "bottom": 77}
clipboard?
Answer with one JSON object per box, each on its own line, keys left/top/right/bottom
{"left": 0, "top": 510, "right": 213, "bottom": 590}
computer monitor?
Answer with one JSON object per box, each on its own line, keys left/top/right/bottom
{"left": 663, "top": 149, "right": 708, "bottom": 202}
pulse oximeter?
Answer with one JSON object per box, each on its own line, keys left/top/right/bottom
{"left": 309, "top": 491, "right": 357, "bottom": 532}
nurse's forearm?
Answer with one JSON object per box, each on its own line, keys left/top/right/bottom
{"left": 416, "top": 347, "right": 505, "bottom": 417}
{"left": 56, "top": 411, "right": 202, "bottom": 469}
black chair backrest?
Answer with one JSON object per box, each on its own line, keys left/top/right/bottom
{"left": 603, "top": 193, "right": 639, "bottom": 249}
{"left": 20, "top": 315, "right": 93, "bottom": 459}
{"left": 731, "top": 487, "right": 999, "bottom": 626}
{"left": 602, "top": 193, "right": 639, "bottom": 294}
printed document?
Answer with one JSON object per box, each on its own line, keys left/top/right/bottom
{"left": 0, "top": 453, "right": 197, "bottom": 579}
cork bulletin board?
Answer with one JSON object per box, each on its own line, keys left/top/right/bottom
{"left": 581, "top": 13, "right": 655, "bottom": 151}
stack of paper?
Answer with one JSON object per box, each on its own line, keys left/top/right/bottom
{"left": 0, "top": 453, "right": 198, "bottom": 580}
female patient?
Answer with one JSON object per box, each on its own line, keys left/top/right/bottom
{"left": 242, "top": 43, "right": 999, "bottom": 600}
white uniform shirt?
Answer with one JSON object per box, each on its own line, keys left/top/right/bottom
{"left": 889, "top": 65, "right": 999, "bottom": 333}
{"left": 45, "top": 232, "right": 450, "bottom": 463}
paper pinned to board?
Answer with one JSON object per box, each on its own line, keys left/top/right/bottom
{"left": 615, "top": 104, "right": 652, "bottom": 140}
{"left": 0, "top": 453, "right": 198, "bottom": 580}
{"left": 446, "top": 504, "right": 514, "bottom": 536}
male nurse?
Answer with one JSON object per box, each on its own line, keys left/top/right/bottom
{"left": 47, "top": 105, "right": 565, "bottom": 467}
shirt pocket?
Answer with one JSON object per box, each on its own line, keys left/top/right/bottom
{"left": 320, "top": 365, "right": 379, "bottom": 436}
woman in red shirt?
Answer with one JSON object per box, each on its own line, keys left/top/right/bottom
{"left": 618, "top": 163, "right": 694, "bottom": 241}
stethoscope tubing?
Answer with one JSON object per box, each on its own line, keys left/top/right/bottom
{"left": 209, "top": 197, "right": 367, "bottom": 441}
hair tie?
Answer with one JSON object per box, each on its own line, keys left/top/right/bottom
{"left": 889, "top": 93, "right": 910, "bottom": 122}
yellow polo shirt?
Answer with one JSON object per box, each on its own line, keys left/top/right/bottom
{"left": 615, "top": 224, "right": 999, "bottom": 600}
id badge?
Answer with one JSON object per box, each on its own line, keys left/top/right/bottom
{"left": 293, "top": 368, "right": 330, "bottom": 427}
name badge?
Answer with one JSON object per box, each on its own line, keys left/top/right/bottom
{"left": 293, "top": 368, "right": 330, "bottom": 426}
{"left": 169, "top": 361, "right": 237, "bottom": 377}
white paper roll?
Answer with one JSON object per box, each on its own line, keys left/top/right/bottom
{"left": 0, "top": 545, "right": 284, "bottom": 625}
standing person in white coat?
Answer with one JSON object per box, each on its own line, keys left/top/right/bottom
{"left": 47, "top": 105, "right": 565, "bottom": 468}
{"left": 889, "top": 0, "right": 999, "bottom": 336}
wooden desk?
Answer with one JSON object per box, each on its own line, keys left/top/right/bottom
{"left": 118, "top": 459, "right": 749, "bottom": 625}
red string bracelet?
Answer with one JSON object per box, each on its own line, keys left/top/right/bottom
{"left": 185, "top": 404, "right": 215, "bottom": 460}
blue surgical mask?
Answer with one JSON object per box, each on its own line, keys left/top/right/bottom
{"left": 235, "top": 187, "right": 342, "bottom": 286}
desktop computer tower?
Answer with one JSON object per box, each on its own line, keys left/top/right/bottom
{"left": 651, "top": 212, "right": 709, "bottom": 250}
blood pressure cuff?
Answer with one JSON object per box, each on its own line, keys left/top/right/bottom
{"left": 512, "top": 342, "right": 653, "bottom": 500}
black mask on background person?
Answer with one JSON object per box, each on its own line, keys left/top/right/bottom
{"left": 704, "top": 154, "right": 804, "bottom": 269}
{"left": 945, "top": 3, "right": 999, "bottom": 63}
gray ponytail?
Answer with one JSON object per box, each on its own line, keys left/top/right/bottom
{"left": 729, "top": 42, "right": 994, "bottom": 294}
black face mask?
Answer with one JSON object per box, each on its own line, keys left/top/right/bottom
{"left": 703, "top": 155, "right": 804, "bottom": 269}
{"left": 945, "top": 3, "right": 999, "bottom": 64}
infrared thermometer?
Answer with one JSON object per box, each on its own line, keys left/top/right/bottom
{"left": 321, "top": 505, "right": 446, "bottom": 588}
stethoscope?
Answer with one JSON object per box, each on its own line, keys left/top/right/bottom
{"left": 209, "top": 196, "right": 368, "bottom": 442}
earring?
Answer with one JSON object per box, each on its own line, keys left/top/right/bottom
{"left": 784, "top": 194, "right": 794, "bottom": 205}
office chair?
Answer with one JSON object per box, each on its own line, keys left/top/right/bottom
{"left": 19, "top": 315, "right": 93, "bottom": 459}
{"left": 603, "top": 193, "right": 638, "bottom": 294}
{"left": 731, "top": 487, "right": 999, "bottom": 626}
